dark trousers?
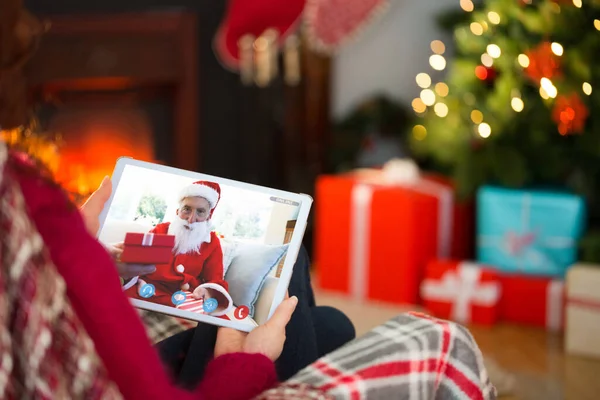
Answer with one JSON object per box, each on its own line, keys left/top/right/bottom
{"left": 155, "top": 246, "right": 356, "bottom": 389}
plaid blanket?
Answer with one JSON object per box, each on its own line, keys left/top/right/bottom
{"left": 141, "top": 310, "right": 497, "bottom": 399}
{"left": 257, "top": 312, "right": 497, "bottom": 400}
{"left": 139, "top": 309, "right": 196, "bottom": 344}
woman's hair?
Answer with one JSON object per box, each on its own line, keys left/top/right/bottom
{"left": 0, "top": 0, "right": 47, "bottom": 131}
{"left": 0, "top": 2, "right": 70, "bottom": 205}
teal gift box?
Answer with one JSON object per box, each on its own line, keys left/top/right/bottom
{"left": 476, "top": 186, "right": 586, "bottom": 277}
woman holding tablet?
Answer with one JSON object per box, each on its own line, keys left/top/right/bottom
{"left": 0, "top": 142, "right": 497, "bottom": 400}
{"left": 2, "top": 144, "right": 350, "bottom": 399}
{"left": 0, "top": 2, "right": 496, "bottom": 398}
{"left": 0, "top": 3, "right": 355, "bottom": 396}
{"left": 84, "top": 174, "right": 356, "bottom": 385}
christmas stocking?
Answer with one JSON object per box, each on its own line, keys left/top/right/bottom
{"left": 304, "top": 0, "right": 390, "bottom": 53}
{"left": 213, "top": 0, "right": 306, "bottom": 70}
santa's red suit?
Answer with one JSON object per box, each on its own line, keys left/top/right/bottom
{"left": 124, "top": 222, "right": 233, "bottom": 315}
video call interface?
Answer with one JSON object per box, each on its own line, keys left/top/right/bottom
{"left": 98, "top": 165, "right": 301, "bottom": 326}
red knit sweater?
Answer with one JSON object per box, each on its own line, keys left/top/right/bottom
{"left": 8, "top": 154, "right": 278, "bottom": 400}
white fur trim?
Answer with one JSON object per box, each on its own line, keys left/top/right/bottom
{"left": 303, "top": 0, "right": 390, "bottom": 55}
{"left": 179, "top": 184, "right": 219, "bottom": 209}
{"left": 197, "top": 282, "right": 234, "bottom": 317}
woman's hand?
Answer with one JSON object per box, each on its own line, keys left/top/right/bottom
{"left": 214, "top": 295, "right": 298, "bottom": 361}
{"left": 80, "top": 176, "right": 111, "bottom": 236}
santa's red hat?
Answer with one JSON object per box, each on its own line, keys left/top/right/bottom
{"left": 178, "top": 181, "right": 221, "bottom": 214}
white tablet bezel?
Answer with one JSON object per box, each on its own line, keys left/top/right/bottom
{"left": 97, "top": 157, "right": 313, "bottom": 332}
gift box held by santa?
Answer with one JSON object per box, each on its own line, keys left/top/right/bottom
{"left": 124, "top": 180, "right": 233, "bottom": 316}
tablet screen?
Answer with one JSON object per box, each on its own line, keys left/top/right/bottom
{"left": 98, "top": 162, "right": 308, "bottom": 330}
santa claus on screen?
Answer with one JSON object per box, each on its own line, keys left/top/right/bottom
{"left": 124, "top": 180, "right": 233, "bottom": 316}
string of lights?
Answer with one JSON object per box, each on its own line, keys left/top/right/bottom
{"left": 411, "top": 0, "right": 596, "bottom": 146}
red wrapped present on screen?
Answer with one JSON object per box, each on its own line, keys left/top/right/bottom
{"left": 120, "top": 232, "right": 175, "bottom": 264}
{"left": 499, "top": 274, "right": 565, "bottom": 331}
{"left": 315, "top": 158, "right": 462, "bottom": 305}
{"left": 420, "top": 260, "right": 501, "bottom": 325}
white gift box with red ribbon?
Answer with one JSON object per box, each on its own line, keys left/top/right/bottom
{"left": 565, "top": 264, "right": 600, "bottom": 359}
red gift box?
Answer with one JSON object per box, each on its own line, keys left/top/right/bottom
{"left": 120, "top": 232, "right": 175, "bottom": 264}
{"left": 499, "top": 274, "right": 565, "bottom": 331}
{"left": 420, "top": 260, "right": 501, "bottom": 325}
{"left": 314, "top": 168, "right": 457, "bottom": 305}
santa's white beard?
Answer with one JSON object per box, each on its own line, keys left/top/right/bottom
{"left": 168, "top": 217, "right": 211, "bottom": 255}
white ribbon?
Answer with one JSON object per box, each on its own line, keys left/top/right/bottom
{"left": 546, "top": 280, "right": 564, "bottom": 331}
{"left": 423, "top": 181, "right": 453, "bottom": 258}
{"left": 381, "top": 158, "right": 420, "bottom": 184}
{"left": 420, "top": 262, "right": 501, "bottom": 324}
{"left": 348, "top": 159, "right": 454, "bottom": 300}
{"left": 142, "top": 233, "right": 154, "bottom": 247}
{"left": 350, "top": 184, "right": 373, "bottom": 300}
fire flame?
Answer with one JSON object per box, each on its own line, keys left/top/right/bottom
{"left": 48, "top": 104, "right": 155, "bottom": 200}
{"left": 1, "top": 105, "right": 155, "bottom": 203}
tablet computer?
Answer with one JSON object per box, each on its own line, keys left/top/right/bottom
{"left": 97, "top": 157, "right": 312, "bottom": 332}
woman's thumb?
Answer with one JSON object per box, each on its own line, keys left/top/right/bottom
{"left": 82, "top": 176, "right": 111, "bottom": 211}
{"left": 267, "top": 296, "right": 298, "bottom": 329}
{"left": 80, "top": 177, "right": 112, "bottom": 235}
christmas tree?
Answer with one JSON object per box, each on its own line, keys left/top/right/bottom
{"left": 330, "top": 96, "right": 413, "bottom": 172}
{"left": 409, "top": 0, "right": 600, "bottom": 258}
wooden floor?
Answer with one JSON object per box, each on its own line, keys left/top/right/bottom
{"left": 313, "top": 287, "right": 600, "bottom": 400}
{"left": 470, "top": 324, "right": 600, "bottom": 400}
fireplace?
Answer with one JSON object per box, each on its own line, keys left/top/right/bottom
{"left": 35, "top": 88, "right": 171, "bottom": 194}
{"left": 25, "top": 11, "right": 199, "bottom": 196}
